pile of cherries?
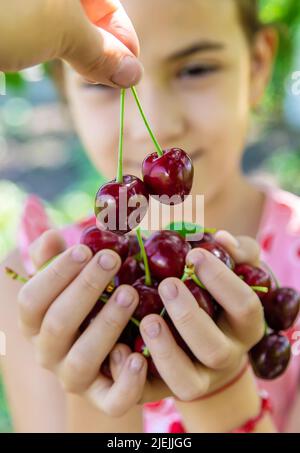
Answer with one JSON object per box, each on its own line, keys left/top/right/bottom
{"left": 80, "top": 225, "right": 300, "bottom": 381}
{"left": 83, "top": 87, "right": 300, "bottom": 381}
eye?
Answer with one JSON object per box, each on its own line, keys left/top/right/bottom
{"left": 177, "top": 64, "right": 220, "bottom": 79}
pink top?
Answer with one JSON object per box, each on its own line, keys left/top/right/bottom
{"left": 18, "top": 187, "right": 300, "bottom": 433}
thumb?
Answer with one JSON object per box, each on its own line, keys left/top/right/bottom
{"left": 29, "top": 230, "right": 66, "bottom": 271}
{"left": 61, "top": 0, "right": 143, "bottom": 87}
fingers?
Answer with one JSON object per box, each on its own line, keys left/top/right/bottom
{"left": 215, "top": 231, "right": 261, "bottom": 267}
{"left": 187, "top": 249, "right": 265, "bottom": 347}
{"left": 86, "top": 353, "right": 147, "bottom": 417}
{"left": 18, "top": 244, "right": 93, "bottom": 336}
{"left": 29, "top": 229, "right": 66, "bottom": 270}
{"left": 59, "top": 286, "right": 139, "bottom": 389}
{"left": 140, "top": 315, "right": 209, "bottom": 401}
{"left": 110, "top": 343, "right": 131, "bottom": 380}
{"left": 158, "top": 278, "right": 236, "bottom": 370}
{"left": 63, "top": 0, "right": 143, "bottom": 87}
{"left": 82, "top": 0, "right": 140, "bottom": 56}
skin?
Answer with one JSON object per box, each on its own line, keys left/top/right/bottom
{"left": 1, "top": 0, "right": 293, "bottom": 433}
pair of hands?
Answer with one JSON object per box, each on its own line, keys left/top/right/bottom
{"left": 18, "top": 229, "right": 265, "bottom": 417}
{"left": 0, "top": 0, "right": 142, "bottom": 87}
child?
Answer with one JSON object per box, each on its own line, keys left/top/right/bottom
{"left": 1, "top": 0, "right": 300, "bottom": 433}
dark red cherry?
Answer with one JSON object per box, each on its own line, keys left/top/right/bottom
{"left": 145, "top": 231, "right": 191, "bottom": 280}
{"left": 249, "top": 332, "right": 291, "bottom": 380}
{"left": 199, "top": 242, "right": 234, "bottom": 270}
{"left": 189, "top": 232, "right": 215, "bottom": 248}
{"left": 234, "top": 263, "right": 272, "bottom": 301}
{"left": 80, "top": 226, "right": 129, "bottom": 261}
{"left": 142, "top": 148, "right": 194, "bottom": 204}
{"left": 114, "top": 257, "right": 144, "bottom": 286}
{"left": 118, "top": 322, "right": 139, "bottom": 349}
{"left": 128, "top": 235, "right": 143, "bottom": 257}
{"left": 132, "top": 277, "right": 163, "bottom": 321}
{"left": 184, "top": 279, "right": 220, "bottom": 321}
{"left": 263, "top": 288, "right": 300, "bottom": 331}
{"left": 134, "top": 335, "right": 161, "bottom": 379}
{"left": 94, "top": 175, "right": 149, "bottom": 235}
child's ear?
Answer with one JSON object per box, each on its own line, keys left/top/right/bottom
{"left": 249, "top": 27, "right": 278, "bottom": 108}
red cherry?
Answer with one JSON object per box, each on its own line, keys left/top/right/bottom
{"left": 134, "top": 335, "right": 161, "bottom": 378}
{"left": 189, "top": 232, "right": 215, "bottom": 248}
{"left": 199, "top": 242, "right": 235, "bottom": 270}
{"left": 249, "top": 332, "right": 291, "bottom": 380}
{"left": 80, "top": 225, "right": 129, "bottom": 261}
{"left": 234, "top": 263, "right": 272, "bottom": 302}
{"left": 115, "top": 256, "right": 144, "bottom": 286}
{"left": 142, "top": 148, "right": 194, "bottom": 204}
{"left": 263, "top": 287, "right": 300, "bottom": 332}
{"left": 145, "top": 231, "right": 191, "bottom": 280}
{"left": 132, "top": 277, "right": 163, "bottom": 321}
{"left": 128, "top": 235, "right": 143, "bottom": 257}
{"left": 184, "top": 279, "right": 220, "bottom": 321}
{"left": 94, "top": 175, "right": 149, "bottom": 235}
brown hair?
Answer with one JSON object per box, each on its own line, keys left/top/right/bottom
{"left": 237, "top": 0, "right": 262, "bottom": 40}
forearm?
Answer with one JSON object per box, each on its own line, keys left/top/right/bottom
{"left": 175, "top": 366, "right": 277, "bottom": 433}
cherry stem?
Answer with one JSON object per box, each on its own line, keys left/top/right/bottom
{"left": 131, "top": 86, "right": 163, "bottom": 157}
{"left": 136, "top": 227, "right": 152, "bottom": 286}
{"left": 116, "top": 88, "right": 126, "bottom": 183}
{"left": 181, "top": 264, "right": 206, "bottom": 289}
{"left": 160, "top": 307, "right": 166, "bottom": 317}
{"left": 251, "top": 286, "right": 269, "bottom": 294}
{"left": 5, "top": 267, "right": 28, "bottom": 284}
{"left": 143, "top": 346, "right": 150, "bottom": 357}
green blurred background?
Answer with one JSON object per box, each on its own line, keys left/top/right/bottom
{"left": 1, "top": 0, "right": 300, "bottom": 432}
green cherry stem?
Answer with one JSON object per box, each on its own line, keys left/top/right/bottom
{"left": 181, "top": 264, "right": 206, "bottom": 289}
{"left": 131, "top": 86, "right": 163, "bottom": 157}
{"left": 136, "top": 227, "right": 152, "bottom": 286}
{"left": 116, "top": 88, "right": 126, "bottom": 183}
{"left": 5, "top": 267, "right": 29, "bottom": 284}
{"left": 251, "top": 286, "right": 269, "bottom": 294}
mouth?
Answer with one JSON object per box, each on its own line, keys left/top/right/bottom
{"left": 124, "top": 149, "right": 204, "bottom": 170}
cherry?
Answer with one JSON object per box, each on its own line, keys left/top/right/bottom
{"left": 94, "top": 175, "right": 149, "bottom": 235}
{"left": 114, "top": 256, "right": 144, "bottom": 286}
{"left": 199, "top": 242, "right": 235, "bottom": 270}
{"left": 184, "top": 279, "right": 220, "bottom": 321}
{"left": 189, "top": 232, "right": 215, "bottom": 248}
{"left": 234, "top": 263, "right": 271, "bottom": 301}
{"left": 134, "top": 335, "right": 160, "bottom": 378}
{"left": 80, "top": 225, "right": 129, "bottom": 261}
{"left": 118, "top": 322, "right": 139, "bottom": 349}
{"left": 132, "top": 277, "right": 163, "bottom": 321}
{"left": 142, "top": 148, "right": 194, "bottom": 204}
{"left": 249, "top": 332, "right": 291, "bottom": 380}
{"left": 145, "top": 231, "right": 191, "bottom": 280}
{"left": 128, "top": 235, "right": 143, "bottom": 257}
{"left": 263, "top": 287, "right": 300, "bottom": 331}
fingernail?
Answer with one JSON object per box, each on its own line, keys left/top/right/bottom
{"left": 159, "top": 281, "right": 178, "bottom": 300}
{"left": 72, "top": 245, "right": 89, "bottom": 263}
{"left": 215, "top": 230, "right": 239, "bottom": 248}
{"left": 111, "top": 56, "right": 143, "bottom": 87}
{"left": 98, "top": 253, "right": 117, "bottom": 270}
{"left": 144, "top": 322, "right": 161, "bottom": 339}
{"left": 116, "top": 289, "right": 134, "bottom": 307}
{"left": 129, "top": 356, "right": 144, "bottom": 373}
{"left": 112, "top": 349, "right": 122, "bottom": 364}
{"left": 188, "top": 250, "right": 205, "bottom": 268}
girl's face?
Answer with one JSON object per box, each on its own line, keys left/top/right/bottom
{"left": 65, "top": 0, "right": 274, "bottom": 203}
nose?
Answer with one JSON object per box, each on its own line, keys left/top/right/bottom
{"left": 127, "top": 81, "right": 187, "bottom": 148}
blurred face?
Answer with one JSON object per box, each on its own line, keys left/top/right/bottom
{"left": 65, "top": 0, "right": 271, "bottom": 203}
